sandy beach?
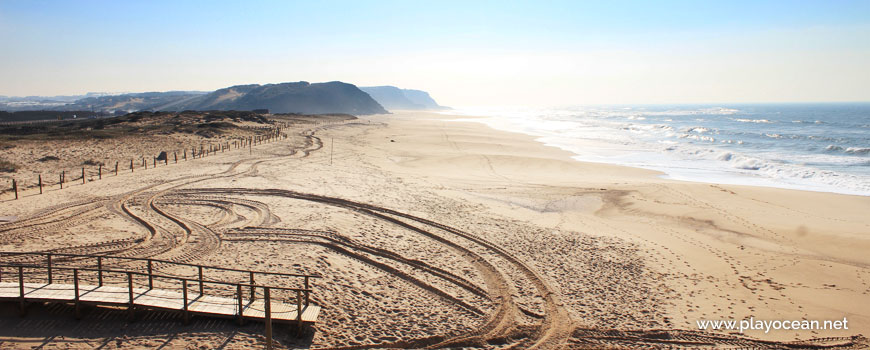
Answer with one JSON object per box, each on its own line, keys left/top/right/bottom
{"left": 0, "top": 110, "right": 868, "bottom": 349}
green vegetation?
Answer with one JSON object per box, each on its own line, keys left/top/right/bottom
{"left": 0, "top": 110, "right": 274, "bottom": 141}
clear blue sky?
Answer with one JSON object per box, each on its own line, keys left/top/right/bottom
{"left": 1, "top": 0, "right": 869, "bottom": 106}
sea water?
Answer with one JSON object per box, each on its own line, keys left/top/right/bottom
{"left": 445, "top": 103, "right": 870, "bottom": 196}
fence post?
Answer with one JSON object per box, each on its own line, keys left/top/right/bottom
{"left": 115, "top": 161, "right": 119, "bottom": 176}
{"left": 143, "top": 157, "right": 146, "bottom": 169}
{"left": 61, "top": 171, "right": 64, "bottom": 188}
{"left": 198, "top": 266, "right": 204, "bottom": 296}
{"left": 98, "top": 164, "right": 102, "bottom": 179}
{"left": 18, "top": 266, "right": 25, "bottom": 316}
{"left": 236, "top": 284, "right": 244, "bottom": 325}
{"left": 47, "top": 254, "right": 52, "bottom": 284}
{"left": 97, "top": 256, "right": 103, "bottom": 286}
{"left": 264, "top": 287, "right": 273, "bottom": 350}
{"left": 182, "top": 279, "right": 190, "bottom": 324}
{"left": 127, "top": 272, "right": 134, "bottom": 319}
{"left": 174, "top": 151, "right": 177, "bottom": 163}
{"left": 183, "top": 149, "right": 187, "bottom": 160}
{"left": 82, "top": 167, "right": 85, "bottom": 184}
{"left": 297, "top": 290, "right": 303, "bottom": 332}
{"left": 147, "top": 259, "right": 153, "bottom": 289}
{"left": 249, "top": 272, "right": 255, "bottom": 301}
{"left": 38, "top": 174, "right": 42, "bottom": 194}
{"left": 12, "top": 179, "right": 17, "bottom": 199}
{"left": 74, "top": 268, "right": 81, "bottom": 319}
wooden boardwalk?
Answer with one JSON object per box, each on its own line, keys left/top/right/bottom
{"left": 0, "top": 282, "right": 320, "bottom": 324}
{"left": 0, "top": 252, "right": 322, "bottom": 349}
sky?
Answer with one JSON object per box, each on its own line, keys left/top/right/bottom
{"left": 1, "top": 0, "right": 869, "bottom": 107}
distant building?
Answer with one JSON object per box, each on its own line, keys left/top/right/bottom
{"left": 252, "top": 109, "right": 269, "bottom": 114}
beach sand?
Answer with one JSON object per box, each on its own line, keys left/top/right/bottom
{"left": 0, "top": 111, "right": 867, "bottom": 349}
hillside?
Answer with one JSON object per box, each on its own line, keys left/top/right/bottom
{"left": 360, "top": 86, "right": 446, "bottom": 110}
{"left": 5, "top": 82, "right": 388, "bottom": 116}
{"left": 173, "top": 81, "right": 387, "bottom": 115}
{"left": 60, "top": 91, "right": 207, "bottom": 113}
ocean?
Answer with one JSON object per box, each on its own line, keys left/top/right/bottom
{"left": 446, "top": 103, "right": 870, "bottom": 196}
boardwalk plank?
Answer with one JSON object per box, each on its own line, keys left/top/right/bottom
{"left": 0, "top": 282, "right": 319, "bottom": 323}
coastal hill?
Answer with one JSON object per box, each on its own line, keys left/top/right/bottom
{"left": 71, "top": 91, "right": 208, "bottom": 113}
{"left": 173, "top": 82, "right": 387, "bottom": 115}
{"left": 360, "top": 86, "right": 447, "bottom": 110}
{"left": 7, "top": 82, "right": 388, "bottom": 115}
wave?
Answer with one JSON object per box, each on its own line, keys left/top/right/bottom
{"left": 824, "top": 145, "right": 870, "bottom": 155}
{"left": 444, "top": 105, "right": 870, "bottom": 196}
{"left": 825, "top": 145, "right": 844, "bottom": 152}
{"left": 684, "top": 126, "right": 711, "bottom": 134}
{"left": 733, "top": 118, "right": 773, "bottom": 124}
{"left": 846, "top": 147, "right": 870, "bottom": 155}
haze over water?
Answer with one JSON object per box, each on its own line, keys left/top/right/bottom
{"left": 451, "top": 103, "right": 870, "bottom": 196}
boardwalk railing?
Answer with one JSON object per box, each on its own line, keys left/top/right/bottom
{"left": 0, "top": 252, "right": 321, "bottom": 348}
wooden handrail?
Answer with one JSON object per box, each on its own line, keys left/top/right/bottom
{"left": 0, "top": 251, "right": 321, "bottom": 279}
{"left": 0, "top": 263, "right": 313, "bottom": 294}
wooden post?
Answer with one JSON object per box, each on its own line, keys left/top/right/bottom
{"left": 236, "top": 284, "right": 244, "bottom": 325}
{"left": 18, "top": 266, "right": 25, "bottom": 316}
{"left": 131, "top": 159, "right": 134, "bottom": 172}
{"left": 297, "top": 290, "right": 303, "bottom": 331}
{"left": 143, "top": 157, "right": 146, "bottom": 169}
{"left": 174, "top": 151, "right": 177, "bottom": 163}
{"left": 82, "top": 167, "right": 85, "bottom": 184}
{"left": 249, "top": 272, "right": 255, "bottom": 301}
{"left": 12, "top": 179, "right": 17, "bottom": 199}
{"left": 264, "top": 287, "right": 273, "bottom": 350}
{"left": 304, "top": 276, "right": 310, "bottom": 306}
{"left": 97, "top": 256, "right": 103, "bottom": 286}
{"left": 127, "top": 272, "right": 134, "bottom": 319}
{"left": 73, "top": 268, "right": 81, "bottom": 319}
{"left": 164, "top": 154, "right": 168, "bottom": 165}
{"left": 182, "top": 279, "right": 190, "bottom": 324}
{"left": 61, "top": 171, "right": 64, "bottom": 188}
{"left": 198, "top": 266, "right": 204, "bottom": 296}
{"left": 46, "top": 254, "right": 52, "bottom": 284}
{"left": 38, "top": 174, "right": 42, "bottom": 194}
{"left": 183, "top": 149, "right": 187, "bottom": 160}
{"left": 147, "top": 259, "right": 153, "bottom": 289}
{"left": 153, "top": 157, "right": 156, "bottom": 168}
{"left": 98, "top": 164, "right": 102, "bottom": 179}
{"left": 115, "top": 161, "right": 119, "bottom": 176}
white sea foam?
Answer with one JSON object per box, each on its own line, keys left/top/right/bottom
{"left": 845, "top": 147, "right": 870, "bottom": 155}
{"left": 733, "top": 118, "right": 773, "bottom": 123}
{"left": 445, "top": 105, "right": 870, "bottom": 196}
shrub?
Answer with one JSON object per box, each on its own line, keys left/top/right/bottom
{"left": 0, "top": 159, "right": 17, "bottom": 173}
{"left": 37, "top": 155, "right": 60, "bottom": 162}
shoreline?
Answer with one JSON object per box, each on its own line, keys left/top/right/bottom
{"left": 365, "top": 111, "right": 870, "bottom": 340}
{"left": 437, "top": 108, "right": 870, "bottom": 197}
